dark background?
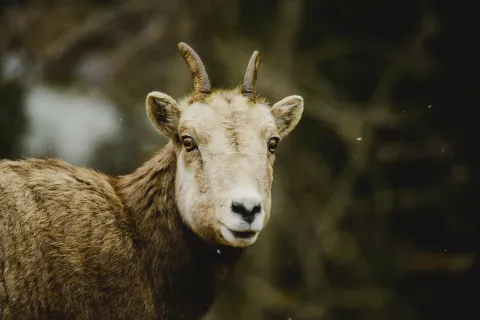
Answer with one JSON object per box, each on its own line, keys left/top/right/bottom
{"left": 0, "top": 0, "right": 476, "bottom": 319}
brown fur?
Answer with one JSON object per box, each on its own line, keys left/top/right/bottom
{"left": 0, "top": 142, "right": 242, "bottom": 319}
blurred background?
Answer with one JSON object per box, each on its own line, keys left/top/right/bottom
{"left": 0, "top": 0, "right": 476, "bottom": 319}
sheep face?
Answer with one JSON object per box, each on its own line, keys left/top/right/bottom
{"left": 146, "top": 90, "right": 303, "bottom": 247}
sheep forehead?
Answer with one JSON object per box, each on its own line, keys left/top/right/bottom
{"left": 178, "top": 93, "right": 276, "bottom": 151}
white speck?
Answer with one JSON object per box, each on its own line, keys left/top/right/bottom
{"left": 403, "top": 110, "right": 406, "bottom": 113}
{"left": 428, "top": 105, "right": 432, "bottom": 108}
{"left": 119, "top": 117, "right": 123, "bottom": 122}
{"left": 356, "top": 137, "right": 362, "bottom": 141}
{"left": 444, "top": 249, "right": 447, "bottom": 252}
{"left": 216, "top": 249, "right": 221, "bottom": 255}
{"left": 49, "top": 146, "right": 52, "bottom": 149}
{"left": 442, "top": 148, "right": 445, "bottom": 153}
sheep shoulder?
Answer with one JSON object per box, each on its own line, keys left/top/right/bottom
{"left": 0, "top": 158, "right": 153, "bottom": 318}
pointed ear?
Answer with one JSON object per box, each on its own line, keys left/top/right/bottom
{"left": 146, "top": 91, "right": 181, "bottom": 137}
{"left": 270, "top": 95, "right": 304, "bottom": 137}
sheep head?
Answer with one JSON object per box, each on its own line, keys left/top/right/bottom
{"left": 145, "top": 42, "right": 303, "bottom": 247}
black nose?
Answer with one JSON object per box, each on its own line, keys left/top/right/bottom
{"left": 231, "top": 201, "right": 262, "bottom": 223}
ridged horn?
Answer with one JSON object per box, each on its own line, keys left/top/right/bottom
{"left": 178, "top": 42, "right": 212, "bottom": 101}
{"left": 241, "top": 50, "right": 261, "bottom": 101}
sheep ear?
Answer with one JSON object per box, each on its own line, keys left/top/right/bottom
{"left": 146, "top": 91, "right": 181, "bottom": 137}
{"left": 270, "top": 95, "right": 304, "bottom": 137}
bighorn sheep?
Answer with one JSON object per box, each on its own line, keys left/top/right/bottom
{"left": 0, "top": 42, "right": 304, "bottom": 319}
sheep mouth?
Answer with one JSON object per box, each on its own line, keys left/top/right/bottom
{"left": 220, "top": 225, "right": 259, "bottom": 246}
{"left": 230, "top": 230, "right": 257, "bottom": 239}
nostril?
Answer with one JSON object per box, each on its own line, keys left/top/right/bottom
{"left": 231, "top": 202, "right": 246, "bottom": 215}
{"left": 231, "top": 202, "right": 248, "bottom": 216}
{"left": 231, "top": 201, "right": 262, "bottom": 223}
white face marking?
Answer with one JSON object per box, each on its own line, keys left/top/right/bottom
{"left": 175, "top": 155, "right": 197, "bottom": 227}
{"left": 173, "top": 92, "right": 277, "bottom": 247}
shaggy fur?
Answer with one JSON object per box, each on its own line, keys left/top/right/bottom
{"left": 0, "top": 142, "right": 240, "bottom": 319}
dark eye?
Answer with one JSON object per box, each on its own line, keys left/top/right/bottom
{"left": 181, "top": 136, "right": 197, "bottom": 152}
{"left": 267, "top": 137, "right": 280, "bottom": 153}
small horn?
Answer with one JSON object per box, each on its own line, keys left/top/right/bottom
{"left": 178, "top": 42, "right": 212, "bottom": 101}
{"left": 241, "top": 51, "right": 261, "bottom": 101}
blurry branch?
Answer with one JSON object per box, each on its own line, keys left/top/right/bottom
{"left": 108, "top": 17, "right": 169, "bottom": 75}
{"left": 316, "top": 166, "right": 358, "bottom": 235}
{"left": 271, "top": 0, "right": 304, "bottom": 73}
{"left": 37, "top": 1, "right": 154, "bottom": 70}
{"left": 314, "top": 165, "right": 363, "bottom": 268}
{"left": 367, "top": 11, "right": 438, "bottom": 262}
{"left": 313, "top": 10, "right": 438, "bottom": 289}
{"left": 370, "top": 11, "right": 437, "bottom": 104}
